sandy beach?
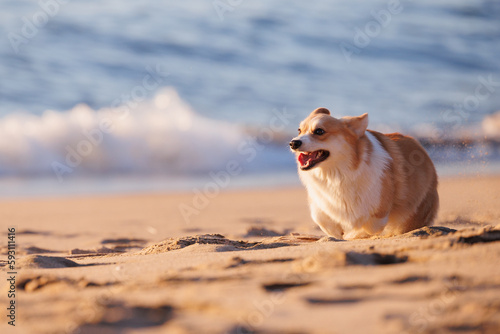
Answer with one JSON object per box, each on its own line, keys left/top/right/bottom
{"left": 2, "top": 1, "right": 499, "bottom": 333}
{"left": 1, "top": 175, "right": 500, "bottom": 334}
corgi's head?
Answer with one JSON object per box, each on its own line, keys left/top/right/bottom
{"left": 289, "top": 108, "right": 369, "bottom": 171}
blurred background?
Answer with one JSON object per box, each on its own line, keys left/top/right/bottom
{"left": 0, "top": 0, "right": 499, "bottom": 197}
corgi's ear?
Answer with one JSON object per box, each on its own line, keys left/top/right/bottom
{"left": 311, "top": 107, "right": 330, "bottom": 116}
{"left": 343, "top": 113, "right": 368, "bottom": 137}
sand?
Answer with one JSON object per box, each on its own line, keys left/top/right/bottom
{"left": 1, "top": 176, "right": 500, "bottom": 334}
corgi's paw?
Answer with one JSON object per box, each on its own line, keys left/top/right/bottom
{"left": 343, "top": 229, "right": 371, "bottom": 240}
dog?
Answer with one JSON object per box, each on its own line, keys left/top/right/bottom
{"left": 289, "top": 108, "right": 439, "bottom": 240}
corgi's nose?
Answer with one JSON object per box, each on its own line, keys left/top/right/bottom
{"left": 289, "top": 139, "right": 302, "bottom": 150}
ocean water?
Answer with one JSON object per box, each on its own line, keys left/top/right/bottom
{"left": 1, "top": 0, "right": 500, "bottom": 196}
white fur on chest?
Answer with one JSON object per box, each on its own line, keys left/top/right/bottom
{"left": 299, "top": 132, "right": 392, "bottom": 234}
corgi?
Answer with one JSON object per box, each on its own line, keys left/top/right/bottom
{"left": 289, "top": 108, "right": 439, "bottom": 240}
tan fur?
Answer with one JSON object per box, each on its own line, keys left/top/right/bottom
{"left": 369, "top": 131, "right": 439, "bottom": 235}
{"left": 291, "top": 108, "right": 439, "bottom": 239}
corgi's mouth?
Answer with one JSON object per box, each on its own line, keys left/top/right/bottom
{"left": 298, "top": 150, "right": 330, "bottom": 170}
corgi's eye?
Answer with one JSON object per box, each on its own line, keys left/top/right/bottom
{"left": 314, "top": 128, "right": 325, "bottom": 135}
{"left": 298, "top": 128, "right": 301, "bottom": 134}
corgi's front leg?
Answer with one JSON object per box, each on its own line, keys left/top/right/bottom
{"left": 310, "top": 202, "right": 344, "bottom": 239}
{"left": 343, "top": 216, "right": 388, "bottom": 240}
{"left": 343, "top": 229, "right": 370, "bottom": 240}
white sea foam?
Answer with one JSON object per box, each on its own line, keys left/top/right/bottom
{"left": 0, "top": 88, "right": 251, "bottom": 177}
{"left": 483, "top": 110, "right": 500, "bottom": 139}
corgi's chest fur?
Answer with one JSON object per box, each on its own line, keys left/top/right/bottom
{"left": 299, "top": 131, "right": 392, "bottom": 234}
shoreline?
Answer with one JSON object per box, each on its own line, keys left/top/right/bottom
{"left": 1, "top": 161, "right": 500, "bottom": 199}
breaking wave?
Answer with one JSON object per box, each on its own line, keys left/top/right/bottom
{"left": 0, "top": 87, "right": 291, "bottom": 178}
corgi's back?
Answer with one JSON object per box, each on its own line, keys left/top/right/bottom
{"left": 368, "top": 130, "right": 439, "bottom": 235}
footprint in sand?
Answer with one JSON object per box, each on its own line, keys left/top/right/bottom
{"left": 295, "top": 250, "right": 408, "bottom": 272}
{"left": 18, "top": 275, "right": 108, "bottom": 292}
{"left": 16, "top": 255, "right": 82, "bottom": 269}
{"left": 76, "top": 302, "right": 173, "bottom": 333}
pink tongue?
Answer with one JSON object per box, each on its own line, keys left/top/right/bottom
{"left": 298, "top": 152, "right": 318, "bottom": 166}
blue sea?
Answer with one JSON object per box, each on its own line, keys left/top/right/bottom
{"left": 1, "top": 0, "right": 500, "bottom": 197}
